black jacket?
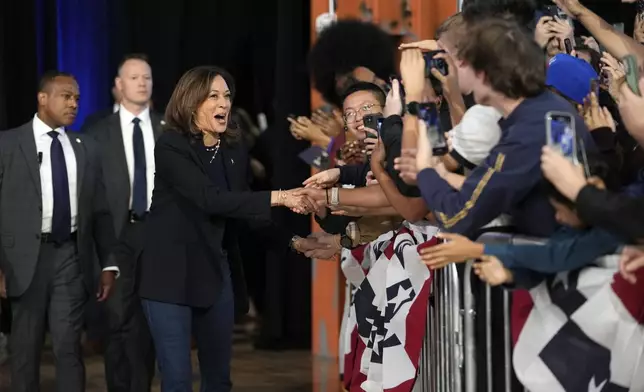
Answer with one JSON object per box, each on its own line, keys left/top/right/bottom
{"left": 138, "top": 130, "right": 291, "bottom": 313}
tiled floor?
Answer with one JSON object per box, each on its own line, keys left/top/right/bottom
{"left": 0, "top": 341, "right": 340, "bottom": 391}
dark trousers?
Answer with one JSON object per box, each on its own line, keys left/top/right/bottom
{"left": 9, "top": 240, "right": 87, "bottom": 392}
{"left": 142, "top": 264, "right": 234, "bottom": 392}
{"left": 105, "top": 222, "right": 155, "bottom": 392}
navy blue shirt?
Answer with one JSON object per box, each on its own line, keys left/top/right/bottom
{"left": 417, "top": 90, "right": 596, "bottom": 238}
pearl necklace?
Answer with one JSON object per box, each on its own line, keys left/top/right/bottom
{"left": 205, "top": 139, "right": 221, "bottom": 164}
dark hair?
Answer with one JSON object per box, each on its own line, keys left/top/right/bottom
{"left": 117, "top": 53, "right": 150, "bottom": 74}
{"left": 542, "top": 152, "right": 619, "bottom": 208}
{"left": 38, "top": 70, "right": 75, "bottom": 93}
{"left": 456, "top": 17, "right": 545, "bottom": 99}
{"left": 462, "top": 0, "right": 537, "bottom": 28}
{"left": 436, "top": 12, "right": 465, "bottom": 43}
{"left": 340, "top": 82, "right": 387, "bottom": 107}
{"left": 309, "top": 19, "right": 396, "bottom": 107}
{"left": 575, "top": 46, "right": 602, "bottom": 74}
{"left": 164, "top": 65, "right": 239, "bottom": 142}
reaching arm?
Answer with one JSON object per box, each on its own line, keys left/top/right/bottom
{"left": 155, "top": 135, "right": 276, "bottom": 220}
{"left": 371, "top": 161, "right": 430, "bottom": 222}
{"left": 484, "top": 228, "right": 622, "bottom": 273}
{"left": 575, "top": 185, "right": 644, "bottom": 243}
{"left": 336, "top": 185, "right": 392, "bottom": 208}
{"left": 575, "top": 5, "right": 644, "bottom": 67}
{"left": 416, "top": 138, "right": 539, "bottom": 236}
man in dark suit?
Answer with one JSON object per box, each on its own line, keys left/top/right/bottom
{"left": 0, "top": 71, "right": 118, "bottom": 392}
{"left": 86, "top": 53, "right": 159, "bottom": 392}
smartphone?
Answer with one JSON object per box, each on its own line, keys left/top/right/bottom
{"left": 542, "top": 5, "right": 558, "bottom": 17}
{"left": 363, "top": 113, "right": 384, "bottom": 138}
{"left": 545, "top": 111, "right": 578, "bottom": 164}
{"left": 419, "top": 103, "right": 448, "bottom": 156}
{"left": 564, "top": 38, "right": 573, "bottom": 54}
{"left": 623, "top": 54, "right": 641, "bottom": 96}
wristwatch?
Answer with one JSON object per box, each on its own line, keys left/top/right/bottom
{"left": 406, "top": 101, "right": 422, "bottom": 116}
{"left": 289, "top": 235, "right": 302, "bottom": 251}
{"left": 340, "top": 234, "right": 354, "bottom": 249}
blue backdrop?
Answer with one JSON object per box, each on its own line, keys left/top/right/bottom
{"left": 36, "top": 0, "right": 112, "bottom": 131}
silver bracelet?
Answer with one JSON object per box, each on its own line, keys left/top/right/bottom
{"left": 330, "top": 187, "right": 340, "bottom": 206}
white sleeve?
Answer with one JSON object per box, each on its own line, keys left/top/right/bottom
{"left": 450, "top": 105, "right": 503, "bottom": 167}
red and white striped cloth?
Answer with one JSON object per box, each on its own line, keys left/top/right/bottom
{"left": 340, "top": 222, "right": 439, "bottom": 392}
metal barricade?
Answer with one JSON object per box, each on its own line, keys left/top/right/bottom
{"left": 417, "top": 232, "right": 546, "bottom": 392}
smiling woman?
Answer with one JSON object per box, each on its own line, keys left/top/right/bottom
{"left": 164, "top": 66, "right": 240, "bottom": 144}
{"left": 138, "top": 67, "right": 326, "bottom": 391}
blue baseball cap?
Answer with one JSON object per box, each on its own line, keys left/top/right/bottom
{"left": 546, "top": 54, "right": 599, "bottom": 104}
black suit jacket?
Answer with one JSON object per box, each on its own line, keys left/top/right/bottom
{"left": 85, "top": 111, "right": 164, "bottom": 237}
{"left": 138, "top": 130, "right": 292, "bottom": 313}
{"left": 0, "top": 121, "right": 118, "bottom": 296}
{"left": 80, "top": 108, "right": 115, "bottom": 134}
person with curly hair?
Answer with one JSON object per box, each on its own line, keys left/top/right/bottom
{"left": 309, "top": 19, "right": 397, "bottom": 108}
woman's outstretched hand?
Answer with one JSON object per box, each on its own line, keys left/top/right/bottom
{"left": 275, "top": 189, "right": 319, "bottom": 214}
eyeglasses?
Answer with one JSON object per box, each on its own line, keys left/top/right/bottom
{"left": 343, "top": 103, "right": 380, "bottom": 123}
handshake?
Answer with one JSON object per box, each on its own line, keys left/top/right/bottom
{"left": 276, "top": 185, "right": 338, "bottom": 215}
{"left": 292, "top": 232, "right": 343, "bottom": 259}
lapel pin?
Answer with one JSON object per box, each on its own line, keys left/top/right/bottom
{"left": 160, "top": 120, "right": 166, "bottom": 125}
{"left": 231, "top": 159, "right": 234, "bottom": 165}
{"left": 76, "top": 138, "right": 81, "bottom": 143}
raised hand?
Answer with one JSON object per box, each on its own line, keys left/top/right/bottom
{"left": 287, "top": 116, "right": 331, "bottom": 146}
{"left": 474, "top": 256, "right": 514, "bottom": 286}
{"left": 552, "top": 0, "right": 585, "bottom": 19}
{"left": 384, "top": 78, "right": 403, "bottom": 117}
{"left": 619, "top": 246, "right": 644, "bottom": 284}
{"left": 398, "top": 39, "right": 440, "bottom": 52}
{"left": 400, "top": 49, "right": 426, "bottom": 101}
{"left": 535, "top": 16, "right": 557, "bottom": 48}
{"left": 311, "top": 108, "right": 343, "bottom": 137}
{"left": 303, "top": 168, "right": 340, "bottom": 189}
{"left": 540, "top": 145, "right": 587, "bottom": 200}
{"left": 394, "top": 148, "right": 419, "bottom": 185}
{"left": 419, "top": 232, "right": 484, "bottom": 269}
{"left": 365, "top": 170, "right": 379, "bottom": 186}
{"left": 582, "top": 92, "right": 616, "bottom": 132}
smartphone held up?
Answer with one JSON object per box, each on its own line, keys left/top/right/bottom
{"left": 419, "top": 103, "right": 448, "bottom": 156}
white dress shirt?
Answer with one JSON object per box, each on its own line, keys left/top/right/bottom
{"left": 34, "top": 113, "right": 78, "bottom": 233}
{"left": 33, "top": 113, "right": 118, "bottom": 275}
{"left": 118, "top": 105, "right": 156, "bottom": 211}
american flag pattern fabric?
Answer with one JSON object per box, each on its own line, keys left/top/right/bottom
{"left": 340, "top": 222, "right": 439, "bottom": 392}
{"left": 513, "top": 256, "right": 644, "bottom": 392}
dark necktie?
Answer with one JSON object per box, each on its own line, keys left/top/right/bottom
{"left": 48, "top": 131, "right": 71, "bottom": 242}
{"left": 132, "top": 117, "right": 147, "bottom": 217}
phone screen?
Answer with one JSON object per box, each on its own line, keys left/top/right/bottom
{"left": 546, "top": 111, "right": 577, "bottom": 164}
{"left": 419, "top": 104, "right": 448, "bottom": 156}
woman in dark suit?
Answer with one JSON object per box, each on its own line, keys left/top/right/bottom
{"left": 138, "top": 66, "right": 320, "bottom": 392}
